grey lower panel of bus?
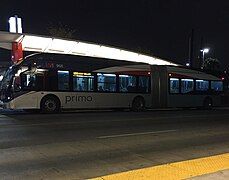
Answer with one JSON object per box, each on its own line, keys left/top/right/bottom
{"left": 6, "top": 91, "right": 152, "bottom": 110}
{"left": 5, "top": 91, "right": 222, "bottom": 110}
{"left": 167, "top": 94, "right": 222, "bottom": 108}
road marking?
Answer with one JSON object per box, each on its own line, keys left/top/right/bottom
{"left": 97, "top": 129, "right": 177, "bottom": 139}
{"left": 92, "top": 153, "right": 229, "bottom": 180}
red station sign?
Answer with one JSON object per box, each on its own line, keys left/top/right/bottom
{"left": 11, "top": 42, "right": 23, "bottom": 64}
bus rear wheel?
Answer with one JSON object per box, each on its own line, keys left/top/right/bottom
{"left": 203, "top": 97, "right": 213, "bottom": 110}
{"left": 41, "top": 96, "right": 60, "bottom": 113}
{"left": 132, "top": 97, "right": 145, "bottom": 112}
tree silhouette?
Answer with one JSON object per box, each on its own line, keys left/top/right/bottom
{"left": 203, "top": 58, "right": 220, "bottom": 72}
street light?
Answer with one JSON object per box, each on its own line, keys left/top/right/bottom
{"left": 200, "top": 48, "right": 210, "bottom": 67}
{"left": 186, "top": 62, "right": 190, "bottom": 67}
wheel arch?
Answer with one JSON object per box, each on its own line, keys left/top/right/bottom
{"left": 40, "top": 94, "right": 61, "bottom": 109}
{"left": 203, "top": 96, "right": 213, "bottom": 109}
{"left": 131, "top": 95, "right": 146, "bottom": 111}
{"left": 132, "top": 95, "right": 145, "bottom": 103}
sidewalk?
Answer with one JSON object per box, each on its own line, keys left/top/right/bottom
{"left": 191, "top": 169, "right": 229, "bottom": 180}
{"left": 92, "top": 153, "right": 229, "bottom": 180}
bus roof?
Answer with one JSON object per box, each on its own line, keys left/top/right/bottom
{"left": 167, "top": 66, "right": 221, "bottom": 81}
{"left": 0, "top": 31, "right": 179, "bottom": 66}
{"left": 94, "top": 64, "right": 151, "bottom": 73}
{"left": 95, "top": 65, "right": 221, "bottom": 81}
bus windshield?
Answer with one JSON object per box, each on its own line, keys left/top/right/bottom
{"left": 0, "top": 66, "right": 18, "bottom": 102}
{"left": 1, "top": 67, "right": 14, "bottom": 89}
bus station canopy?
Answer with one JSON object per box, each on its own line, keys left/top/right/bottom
{"left": 0, "top": 31, "right": 179, "bottom": 66}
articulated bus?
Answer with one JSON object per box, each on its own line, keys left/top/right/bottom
{"left": 0, "top": 53, "right": 223, "bottom": 113}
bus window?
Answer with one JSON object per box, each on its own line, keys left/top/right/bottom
{"left": 119, "top": 75, "right": 136, "bottom": 92}
{"left": 13, "top": 76, "right": 21, "bottom": 92}
{"left": 211, "top": 81, "right": 223, "bottom": 91}
{"left": 139, "top": 76, "right": 150, "bottom": 93}
{"left": 196, "top": 80, "right": 209, "bottom": 91}
{"left": 170, "top": 78, "right": 179, "bottom": 94}
{"left": 97, "top": 73, "right": 116, "bottom": 92}
{"left": 58, "top": 70, "right": 69, "bottom": 91}
{"left": 73, "top": 72, "right": 94, "bottom": 91}
{"left": 181, "top": 79, "right": 194, "bottom": 94}
{"left": 22, "top": 74, "right": 36, "bottom": 90}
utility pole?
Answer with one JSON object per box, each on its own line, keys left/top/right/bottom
{"left": 188, "top": 29, "right": 194, "bottom": 68}
{"left": 199, "top": 36, "right": 204, "bottom": 69}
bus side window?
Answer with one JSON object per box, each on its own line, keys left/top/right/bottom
{"left": 73, "top": 72, "right": 94, "bottom": 92}
{"left": 119, "top": 75, "right": 136, "bottom": 93}
{"left": 170, "top": 78, "right": 179, "bottom": 94}
{"left": 195, "top": 80, "right": 209, "bottom": 92}
{"left": 98, "top": 85, "right": 104, "bottom": 91}
{"left": 58, "top": 70, "right": 69, "bottom": 91}
{"left": 139, "top": 76, "right": 150, "bottom": 93}
{"left": 181, "top": 79, "right": 194, "bottom": 94}
{"left": 97, "top": 73, "right": 116, "bottom": 92}
{"left": 211, "top": 81, "right": 223, "bottom": 92}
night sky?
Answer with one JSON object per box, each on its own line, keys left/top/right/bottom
{"left": 0, "top": 0, "right": 229, "bottom": 67}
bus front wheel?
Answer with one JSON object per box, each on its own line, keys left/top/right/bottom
{"left": 41, "top": 95, "right": 60, "bottom": 113}
{"left": 132, "top": 97, "right": 145, "bottom": 112}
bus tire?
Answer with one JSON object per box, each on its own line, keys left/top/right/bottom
{"left": 203, "top": 97, "right": 213, "bottom": 110}
{"left": 132, "top": 96, "right": 145, "bottom": 112}
{"left": 41, "top": 95, "right": 60, "bottom": 113}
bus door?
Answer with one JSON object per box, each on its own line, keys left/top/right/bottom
{"left": 44, "top": 70, "right": 58, "bottom": 91}
{"left": 151, "top": 66, "right": 168, "bottom": 108}
{"left": 19, "top": 72, "right": 40, "bottom": 108}
{"left": 36, "top": 73, "right": 45, "bottom": 91}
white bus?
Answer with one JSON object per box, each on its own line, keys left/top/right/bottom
{"left": 0, "top": 53, "right": 223, "bottom": 113}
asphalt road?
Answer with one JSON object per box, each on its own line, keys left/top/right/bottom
{"left": 0, "top": 109, "right": 228, "bottom": 179}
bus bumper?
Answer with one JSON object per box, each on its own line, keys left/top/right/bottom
{"left": 0, "top": 101, "right": 5, "bottom": 108}
{"left": 0, "top": 101, "right": 15, "bottom": 109}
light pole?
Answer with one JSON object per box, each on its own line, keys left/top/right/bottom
{"left": 200, "top": 48, "right": 209, "bottom": 68}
